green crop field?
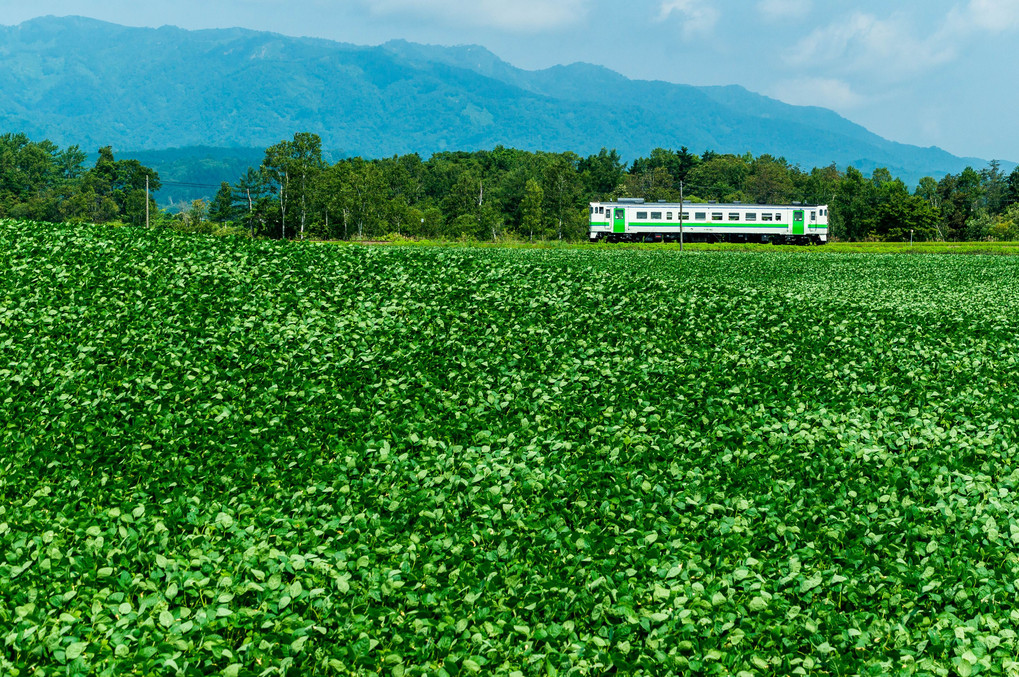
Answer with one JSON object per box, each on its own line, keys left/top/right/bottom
{"left": 3, "top": 219, "right": 1019, "bottom": 676}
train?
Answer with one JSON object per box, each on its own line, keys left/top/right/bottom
{"left": 589, "top": 199, "right": 829, "bottom": 244}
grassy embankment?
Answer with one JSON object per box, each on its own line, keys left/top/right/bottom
{"left": 331, "top": 237, "right": 1019, "bottom": 255}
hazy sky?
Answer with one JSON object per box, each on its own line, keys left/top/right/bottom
{"left": 2, "top": 0, "right": 1017, "bottom": 161}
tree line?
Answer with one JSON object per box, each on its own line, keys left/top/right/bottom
{"left": 0, "top": 134, "right": 159, "bottom": 227}
{"left": 4, "top": 131, "right": 1019, "bottom": 241}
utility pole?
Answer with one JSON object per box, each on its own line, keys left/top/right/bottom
{"left": 145, "top": 175, "right": 150, "bottom": 228}
{"left": 679, "top": 180, "right": 684, "bottom": 252}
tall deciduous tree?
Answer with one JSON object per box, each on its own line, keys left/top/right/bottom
{"left": 262, "top": 132, "right": 324, "bottom": 239}
{"left": 234, "top": 167, "right": 267, "bottom": 237}
{"left": 521, "top": 178, "right": 544, "bottom": 242}
{"left": 325, "top": 158, "right": 388, "bottom": 239}
{"left": 542, "top": 155, "right": 581, "bottom": 240}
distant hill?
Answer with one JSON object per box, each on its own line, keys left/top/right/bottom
{"left": 103, "top": 147, "right": 269, "bottom": 209}
{"left": 0, "top": 15, "right": 1004, "bottom": 203}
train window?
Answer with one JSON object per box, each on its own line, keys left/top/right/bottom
{"left": 651, "top": 212, "right": 662, "bottom": 220}
{"left": 712, "top": 212, "right": 723, "bottom": 221}
{"left": 666, "top": 212, "right": 673, "bottom": 220}
{"left": 728, "top": 213, "right": 740, "bottom": 221}
{"left": 695, "top": 212, "right": 706, "bottom": 220}
{"left": 761, "top": 213, "right": 773, "bottom": 221}
{"left": 615, "top": 209, "right": 624, "bottom": 219}
{"left": 681, "top": 212, "right": 690, "bottom": 220}
{"left": 811, "top": 211, "right": 816, "bottom": 220}
{"left": 774, "top": 213, "right": 782, "bottom": 221}
{"left": 636, "top": 211, "right": 648, "bottom": 219}
{"left": 746, "top": 213, "right": 757, "bottom": 221}
{"left": 590, "top": 207, "right": 594, "bottom": 214}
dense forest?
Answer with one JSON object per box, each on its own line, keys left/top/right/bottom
{"left": 3, "top": 131, "right": 1019, "bottom": 242}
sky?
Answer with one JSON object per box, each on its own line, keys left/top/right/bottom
{"left": 2, "top": 0, "right": 1018, "bottom": 162}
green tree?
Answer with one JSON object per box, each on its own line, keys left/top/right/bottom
{"left": 1006, "top": 166, "right": 1019, "bottom": 208}
{"left": 234, "top": 167, "right": 267, "bottom": 237}
{"left": 965, "top": 209, "right": 994, "bottom": 241}
{"left": 747, "top": 155, "right": 795, "bottom": 204}
{"left": 176, "top": 199, "right": 210, "bottom": 233}
{"left": 621, "top": 166, "right": 675, "bottom": 203}
{"left": 520, "top": 179, "right": 544, "bottom": 242}
{"left": 74, "top": 146, "right": 159, "bottom": 226}
{"left": 830, "top": 166, "right": 876, "bottom": 240}
{"left": 938, "top": 167, "right": 983, "bottom": 240}
{"left": 629, "top": 147, "right": 700, "bottom": 190}
{"left": 990, "top": 204, "right": 1019, "bottom": 240}
{"left": 209, "top": 182, "right": 236, "bottom": 223}
{"left": 443, "top": 170, "right": 489, "bottom": 238}
{"left": 262, "top": 132, "right": 324, "bottom": 239}
{"left": 0, "top": 134, "right": 61, "bottom": 219}
{"left": 872, "top": 186, "right": 941, "bottom": 241}
{"left": 325, "top": 158, "right": 387, "bottom": 239}
{"left": 980, "top": 160, "right": 1008, "bottom": 215}
{"left": 578, "top": 148, "right": 624, "bottom": 197}
{"left": 56, "top": 145, "right": 86, "bottom": 181}
{"left": 802, "top": 163, "right": 841, "bottom": 207}
{"left": 685, "top": 154, "right": 750, "bottom": 202}
{"left": 542, "top": 154, "right": 581, "bottom": 240}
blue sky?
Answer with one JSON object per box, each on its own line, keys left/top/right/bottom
{"left": 2, "top": 0, "right": 1017, "bottom": 162}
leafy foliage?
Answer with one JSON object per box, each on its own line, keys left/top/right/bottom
{"left": 0, "top": 135, "right": 159, "bottom": 226}
{"left": 4, "top": 129, "right": 1018, "bottom": 242}
{"left": 2, "top": 220, "right": 1019, "bottom": 675}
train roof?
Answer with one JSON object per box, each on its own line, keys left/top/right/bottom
{"left": 595, "top": 200, "right": 825, "bottom": 209}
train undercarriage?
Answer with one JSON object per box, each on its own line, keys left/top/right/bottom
{"left": 593, "top": 232, "right": 826, "bottom": 245}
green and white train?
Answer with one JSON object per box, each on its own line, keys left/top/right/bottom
{"left": 589, "top": 199, "right": 829, "bottom": 244}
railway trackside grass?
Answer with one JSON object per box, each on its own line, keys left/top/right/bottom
{"left": 326, "top": 236, "right": 1019, "bottom": 255}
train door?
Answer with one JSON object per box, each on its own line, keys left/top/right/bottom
{"left": 793, "top": 209, "right": 805, "bottom": 235}
{"left": 613, "top": 207, "right": 626, "bottom": 234}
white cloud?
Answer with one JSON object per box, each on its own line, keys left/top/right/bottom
{"left": 787, "top": 1, "right": 1019, "bottom": 83}
{"left": 357, "top": 0, "right": 590, "bottom": 32}
{"left": 768, "top": 77, "right": 867, "bottom": 110}
{"left": 757, "top": 0, "right": 812, "bottom": 20}
{"left": 787, "top": 11, "right": 954, "bottom": 80}
{"left": 952, "top": 0, "right": 1019, "bottom": 33}
{"left": 658, "top": 0, "right": 720, "bottom": 38}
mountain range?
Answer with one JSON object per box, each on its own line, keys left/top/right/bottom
{"left": 0, "top": 15, "right": 1004, "bottom": 202}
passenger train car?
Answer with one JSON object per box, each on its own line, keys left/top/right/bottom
{"left": 589, "top": 199, "right": 829, "bottom": 244}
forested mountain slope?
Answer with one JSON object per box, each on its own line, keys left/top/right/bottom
{"left": 0, "top": 16, "right": 994, "bottom": 184}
